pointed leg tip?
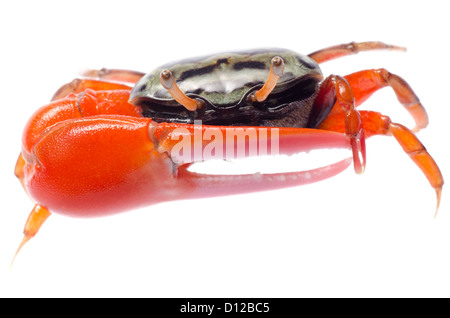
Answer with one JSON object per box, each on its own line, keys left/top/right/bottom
{"left": 391, "top": 44, "right": 407, "bottom": 52}
{"left": 351, "top": 140, "right": 366, "bottom": 175}
{"left": 11, "top": 204, "right": 52, "bottom": 267}
{"left": 434, "top": 186, "right": 442, "bottom": 218}
{"left": 352, "top": 159, "right": 365, "bottom": 174}
{"left": 10, "top": 235, "right": 31, "bottom": 269}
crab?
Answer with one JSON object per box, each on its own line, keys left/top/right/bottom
{"left": 13, "top": 41, "right": 443, "bottom": 262}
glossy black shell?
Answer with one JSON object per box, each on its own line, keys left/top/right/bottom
{"left": 130, "top": 49, "right": 324, "bottom": 127}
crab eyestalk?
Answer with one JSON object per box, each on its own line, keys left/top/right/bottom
{"left": 159, "top": 69, "right": 204, "bottom": 111}
{"left": 248, "top": 56, "right": 285, "bottom": 103}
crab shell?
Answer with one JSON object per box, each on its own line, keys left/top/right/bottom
{"left": 129, "top": 49, "right": 324, "bottom": 126}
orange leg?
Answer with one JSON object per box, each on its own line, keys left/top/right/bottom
{"left": 81, "top": 68, "right": 145, "bottom": 84}
{"left": 319, "top": 110, "right": 443, "bottom": 214}
{"left": 344, "top": 69, "right": 428, "bottom": 132}
{"left": 14, "top": 153, "right": 26, "bottom": 190}
{"left": 11, "top": 204, "right": 51, "bottom": 267}
{"left": 314, "top": 75, "right": 366, "bottom": 174}
{"left": 51, "top": 79, "right": 132, "bottom": 101}
{"left": 308, "top": 41, "right": 406, "bottom": 64}
{"left": 51, "top": 69, "right": 144, "bottom": 101}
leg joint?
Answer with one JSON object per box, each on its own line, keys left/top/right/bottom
{"left": 375, "top": 68, "right": 391, "bottom": 85}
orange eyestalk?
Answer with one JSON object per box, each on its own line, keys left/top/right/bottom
{"left": 249, "top": 56, "right": 285, "bottom": 103}
{"left": 160, "top": 70, "right": 204, "bottom": 111}
{"left": 11, "top": 204, "right": 51, "bottom": 267}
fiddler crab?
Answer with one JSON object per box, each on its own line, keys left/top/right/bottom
{"left": 13, "top": 41, "right": 443, "bottom": 263}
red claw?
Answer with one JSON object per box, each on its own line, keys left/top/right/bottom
{"left": 14, "top": 88, "right": 354, "bottom": 257}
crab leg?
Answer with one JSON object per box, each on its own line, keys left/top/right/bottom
{"left": 51, "top": 79, "right": 132, "bottom": 101}
{"left": 344, "top": 69, "right": 428, "bottom": 132}
{"left": 11, "top": 204, "right": 51, "bottom": 267}
{"left": 14, "top": 153, "right": 26, "bottom": 190}
{"left": 319, "top": 110, "right": 443, "bottom": 213}
{"left": 51, "top": 69, "right": 144, "bottom": 101}
{"left": 311, "top": 75, "right": 366, "bottom": 174}
{"left": 308, "top": 41, "right": 406, "bottom": 64}
{"left": 81, "top": 68, "right": 145, "bottom": 84}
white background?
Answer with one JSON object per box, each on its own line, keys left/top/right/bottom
{"left": 0, "top": 0, "right": 449, "bottom": 298}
